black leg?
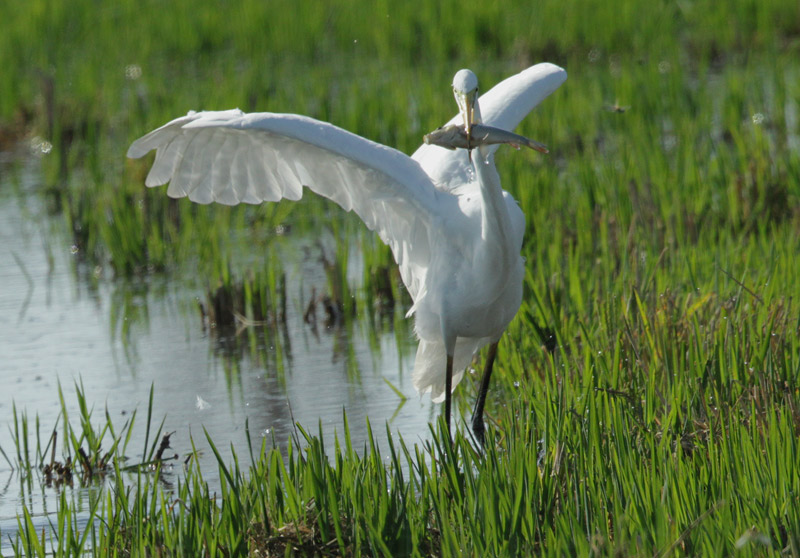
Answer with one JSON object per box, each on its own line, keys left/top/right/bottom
{"left": 471, "top": 341, "right": 499, "bottom": 447}
{"left": 444, "top": 354, "right": 454, "bottom": 438}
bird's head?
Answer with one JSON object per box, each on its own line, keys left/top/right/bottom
{"left": 452, "top": 69, "right": 482, "bottom": 133}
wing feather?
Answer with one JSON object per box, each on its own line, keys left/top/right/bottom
{"left": 128, "top": 109, "right": 444, "bottom": 302}
{"left": 242, "top": 140, "right": 265, "bottom": 204}
{"left": 227, "top": 139, "right": 248, "bottom": 204}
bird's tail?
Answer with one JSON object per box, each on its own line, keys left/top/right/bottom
{"left": 412, "top": 338, "right": 486, "bottom": 403}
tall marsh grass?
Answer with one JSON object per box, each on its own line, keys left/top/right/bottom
{"left": 4, "top": 371, "right": 800, "bottom": 555}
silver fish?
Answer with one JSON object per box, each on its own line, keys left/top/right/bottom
{"left": 423, "top": 123, "right": 549, "bottom": 153}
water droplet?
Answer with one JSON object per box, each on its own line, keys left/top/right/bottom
{"left": 30, "top": 136, "right": 52, "bottom": 155}
{"left": 466, "top": 166, "right": 475, "bottom": 183}
{"left": 196, "top": 395, "right": 211, "bottom": 410}
{"left": 125, "top": 64, "right": 142, "bottom": 80}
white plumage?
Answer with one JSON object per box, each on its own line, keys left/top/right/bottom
{"left": 128, "top": 63, "right": 566, "bottom": 438}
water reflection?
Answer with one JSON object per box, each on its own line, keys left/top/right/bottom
{"left": 0, "top": 156, "right": 434, "bottom": 543}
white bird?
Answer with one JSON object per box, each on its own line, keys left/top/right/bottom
{"left": 127, "top": 63, "right": 567, "bottom": 443}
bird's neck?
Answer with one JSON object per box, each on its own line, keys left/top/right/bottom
{"left": 473, "top": 146, "right": 517, "bottom": 273}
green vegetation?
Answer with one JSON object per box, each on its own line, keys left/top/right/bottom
{"left": 2, "top": 0, "right": 800, "bottom": 555}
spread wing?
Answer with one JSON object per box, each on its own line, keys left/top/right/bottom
{"left": 127, "top": 109, "right": 443, "bottom": 301}
{"left": 411, "top": 62, "right": 567, "bottom": 189}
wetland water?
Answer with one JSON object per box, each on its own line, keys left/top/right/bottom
{"left": 0, "top": 153, "right": 433, "bottom": 543}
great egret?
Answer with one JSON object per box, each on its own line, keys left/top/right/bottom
{"left": 127, "top": 63, "right": 567, "bottom": 443}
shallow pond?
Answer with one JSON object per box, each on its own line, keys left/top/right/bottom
{"left": 0, "top": 153, "right": 434, "bottom": 547}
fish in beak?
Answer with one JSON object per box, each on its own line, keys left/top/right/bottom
{"left": 424, "top": 123, "right": 549, "bottom": 153}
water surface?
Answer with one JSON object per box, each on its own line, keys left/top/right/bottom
{"left": 0, "top": 153, "right": 434, "bottom": 546}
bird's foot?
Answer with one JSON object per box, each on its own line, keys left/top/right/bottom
{"left": 471, "top": 415, "right": 486, "bottom": 448}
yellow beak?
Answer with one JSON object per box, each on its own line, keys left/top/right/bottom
{"left": 455, "top": 89, "right": 478, "bottom": 149}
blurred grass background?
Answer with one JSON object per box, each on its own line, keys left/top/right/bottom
{"left": 2, "top": 0, "right": 799, "bottom": 276}
{"left": 2, "top": 0, "right": 800, "bottom": 555}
